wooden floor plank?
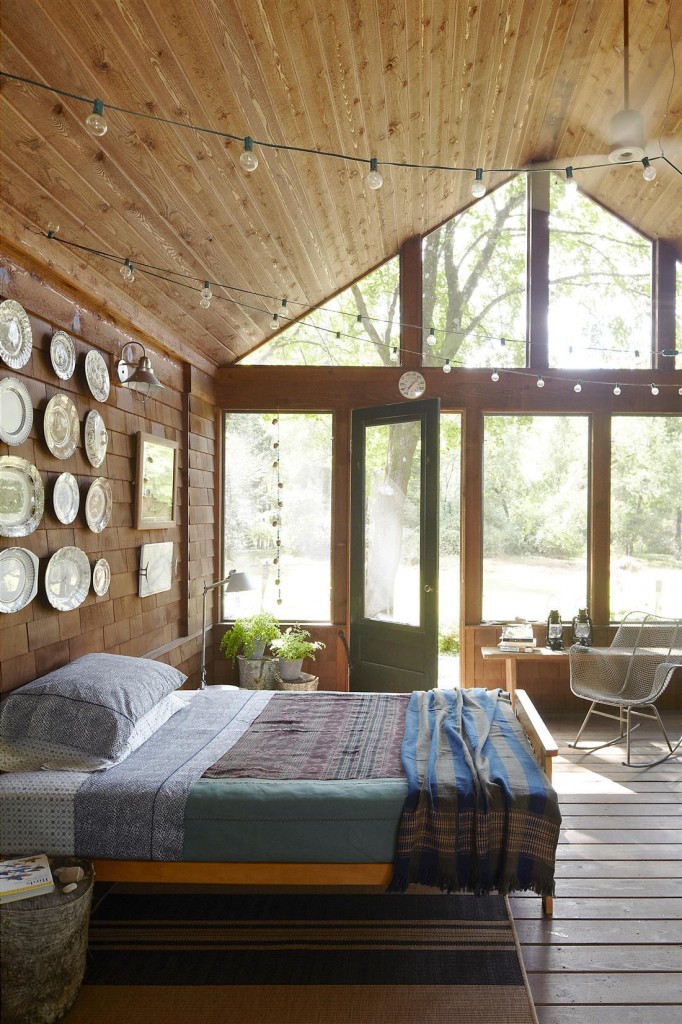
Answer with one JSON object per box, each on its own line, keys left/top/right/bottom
{"left": 553, "top": 860, "right": 682, "bottom": 878}
{"left": 536, "top": 1007, "right": 682, "bottom": 1024}
{"left": 515, "top": 919, "right": 682, "bottom": 944}
{"left": 560, "top": 816, "right": 681, "bottom": 829}
{"left": 529, "top": 972, "right": 682, "bottom": 1004}
{"left": 510, "top": 897, "right": 681, "bottom": 919}
{"left": 559, "top": 829, "right": 681, "bottom": 843}
{"left": 555, "top": 844, "right": 682, "bottom": 859}
{"left": 522, "top": 944, "right": 682, "bottom": 972}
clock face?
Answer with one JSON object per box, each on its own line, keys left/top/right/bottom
{"left": 399, "top": 371, "right": 426, "bottom": 399}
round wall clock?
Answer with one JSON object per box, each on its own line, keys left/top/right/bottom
{"left": 398, "top": 371, "right": 426, "bottom": 399}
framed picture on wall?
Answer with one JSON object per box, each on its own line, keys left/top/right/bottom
{"left": 135, "top": 432, "right": 179, "bottom": 530}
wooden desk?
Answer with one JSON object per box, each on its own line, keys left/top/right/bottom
{"left": 481, "top": 647, "right": 568, "bottom": 698}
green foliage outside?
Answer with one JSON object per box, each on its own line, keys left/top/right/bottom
{"left": 438, "top": 628, "right": 460, "bottom": 657}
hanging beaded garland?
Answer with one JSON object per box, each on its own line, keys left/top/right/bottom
{"left": 272, "top": 414, "right": 283, "bottom": 605}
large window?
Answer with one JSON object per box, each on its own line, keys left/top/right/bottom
{"left": 482, "top": 415, "right": 589, "bottom": 621}
{"left": 223, "top": 413, "right": 333, "bottom": 621}
{"left": 610, "top": 417, "right": 682, "bottom": 619}
{"left": 240, "top": 258, "right": 400, "bottom": 366}
{"left": 422, "top": 176, "right": 527, "bottom": 369}
{"left": 548, "top": 175, "right": 652, "bottom": 369}
{"left": 439, "top": 414, "right": 461, "bottom": 684}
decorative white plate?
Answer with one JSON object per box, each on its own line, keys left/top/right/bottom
{"left": 0, "top": 299, "right": 32, "bottom": 370}
{"left": 92, "top": 557, "right": 111, "bottom": 597}
{"left": 0, "top": 456, "right": 44, "bottom": 537}
{"left": 44, "top": 394, "right": 79, "bottom": 459}
{"left": 0, "top": 546, "right": 39, "bottom": 613}
{"left": 50, "top": 331, "right": 76, "bottom": 380}
{"left": 85, "top": 476, "right": 112, "bottom": 533}
{"left": 84, "top": 409, "right": 108, "bottom": 468}
{"left": 0, "top": 376, "right": 33, "bottom": 446}
{"left": 85, "top": 349, "right": 110, "bottom": 403}
{"left": 53, "top": 472, "right": 80, "bottom": 525}
{"left": 45, "top": 546, "right": 91, "bottom": 611}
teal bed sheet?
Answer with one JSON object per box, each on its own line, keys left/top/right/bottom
{"left": 183, "top": 777, "right": 408, "bottom": 862}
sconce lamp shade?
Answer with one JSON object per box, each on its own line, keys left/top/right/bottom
{"left": 117, "top": 343, "right": 165, "bottom": 400}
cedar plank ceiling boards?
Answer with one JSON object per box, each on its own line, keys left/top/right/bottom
{"left": 1, "top": 0, "right": 681, "bottom": 371}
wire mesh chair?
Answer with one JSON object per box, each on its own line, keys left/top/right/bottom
{"left": 569, "top": 611, "right": 682, "bottom": 767}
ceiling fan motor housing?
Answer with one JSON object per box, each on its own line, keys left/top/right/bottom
{"left": 608, "top": 108, "right": 645, "bottom": 163}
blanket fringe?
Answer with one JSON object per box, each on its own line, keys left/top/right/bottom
{"left": 389, "top": 866, "right": 556, "bottom": 898}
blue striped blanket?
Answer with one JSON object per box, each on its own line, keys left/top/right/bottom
{"left": 390, "top": 688, "right": 561, "bottom": 896}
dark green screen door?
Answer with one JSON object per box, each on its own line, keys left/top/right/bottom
{"left": 350, "top": 399, "right": 439, "bottom": 692}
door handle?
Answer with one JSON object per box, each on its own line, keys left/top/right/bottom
{"left": 424, "top": 584, "right": 433, "bottom": 593}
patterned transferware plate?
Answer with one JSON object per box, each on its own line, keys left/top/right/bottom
{"left": 84, "top": 409, "right": 108, "bottom": 468}
{"left": 53, "top": 471, "right": 80, "bottom": 525}
{"left": 0, "top": 299, "right": 32, "bottom": 370}
{"left": 44, "top": 546, "right": 91, "bottom": 611}
{"left": 44, "top": 394, "right": 79, "bottom": 460}
{"left": 0, "top": 456, "right": 44, "bottom": 537}
{"left": 92, "top": 557, "right": 111, "bottom": 597}
{"left": 0, "top": 376, "right": 33, "bottom": 446}
{"left": 50, "top": 330, "right": 76, "bottom": 380}
{"left": 85, "top": 476, "right": 112, "bottom": 533}
{"left": 0, "top": 546, "right": 39, "bottom": 613}
{"left": 85, "top": 349, "right": 110, "bottom": 403}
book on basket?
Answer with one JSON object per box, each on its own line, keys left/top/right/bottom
{"left": 0, "top": 854, "right": 55, "bottom": 904}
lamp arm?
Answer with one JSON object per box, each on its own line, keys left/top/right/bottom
{"left": 200, "top": 573, "right": 235, "bottom": 689}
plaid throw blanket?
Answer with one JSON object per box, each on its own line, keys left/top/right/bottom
{"left": 390, "top": 688, "right": 561, "bottom": 896}
{"left": 203, "top": 692, "right": 408, "bottom": 780}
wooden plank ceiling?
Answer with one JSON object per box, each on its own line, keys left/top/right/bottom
{"left": 1, "top": 0, "right": 680, "bottom": 370}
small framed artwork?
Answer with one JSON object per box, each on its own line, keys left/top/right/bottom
{"left": 139, "top": 541, "right": 174, "bottom": 597}
{"left": 135, "top": 432, "right": 179, "bottom": 530}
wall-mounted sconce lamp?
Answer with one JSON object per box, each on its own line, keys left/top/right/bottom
{"left": 117, "top": 341, "right": 165, "bottom": 401}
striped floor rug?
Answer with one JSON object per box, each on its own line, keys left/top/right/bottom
{"left": 63, "top": 889, "right": 537, "bottom": 1024}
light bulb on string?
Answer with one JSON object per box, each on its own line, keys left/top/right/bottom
{"left": 270, "top": 312, "right": 279, "bottom": 330}
{"left": 47, "top": 222, "right": 59, "bottom": 238}
{"left": 240, "top": 136, "right": 258, "bottom": 172}
{"left": 564, "top": 166, "right": 578, "bottom": 203}
{"left": 426, "top": 327, "right": 436, "bottom": 347}
{"left": 200, "top": 281, "right": 212, "bottom": 309}
{"left": 678, "top": 387, "right": 682, "bottom": 396}
{"left": 354, "top": 314, "right": 363, "bottom": 331}
{"left": 613, "top": 384, "right": 622, "bottom": 396}
{"left": 85, "top": 99, "right": 107, "bottom": 137}
{"left": 642, "top": 157, "right": 656, "bottom": 182}
{"left": 491, "top": 369, "right": 500, "bottom": 382}
{"left": 651, "top": 383, "right": 659, "bottom": 396}
{"left": 471, "top": 168, "right": 486, "bottom": 199}
{"left": 366, "top": 158, "right": 383, "bottom": 190}
{"left": 335, "top": 331, "right": 341, "bottom": 340}
{"left": 279, "top": 298, "right": 288, "bottom": 322}
{"left": 442, "top": 359, "right": 451, "bottom": 373}
{"left": 120, "top": 258, "right": 134, "bottom": 283}
{"left": 390, "top": 346, "right": 398, "bottom": 361}
{"left": 500, "top": 337, "right": 506, "bottom": 347}
{"left": 537, "top": 376, "right": 545, "bottom": 388}
{"left": 574, "top": 380, "right": 583, "bottom": 393}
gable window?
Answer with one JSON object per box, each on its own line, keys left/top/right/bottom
{"left": 548, "top": 175, "right": 652, "bottom": 369}
{"left": 482, "top": 415, "right": 589, "bottom": 621}
{"left": 223, "top": 413, "right": 333, "bottom": 621}
{"left": 422, "top": 176, "right": 527, "bottom": 369}
{"left": 610, "top": 417, "right": 682, "bottom": 619}
{"left": 240, "top": 258, "right": 400, "bottom": 366}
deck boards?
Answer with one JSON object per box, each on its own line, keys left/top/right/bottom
{"left": 516, "top": 711, "right": 682, "bottom": 1024}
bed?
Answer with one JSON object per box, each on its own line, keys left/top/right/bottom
{"left": 0, "top": 654, "right": 560, "bottom": 914}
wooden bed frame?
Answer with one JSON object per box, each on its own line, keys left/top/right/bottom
{"left": 92, "top": 689, "right": 559, "bottom": 914}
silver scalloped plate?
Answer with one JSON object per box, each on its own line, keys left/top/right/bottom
{"left": 44, "top": 394, "right": 79, "bottom": 460}
{"left": 92, "top": 557, "right": 111, "bottom": 597}
{"left": 84, "top": 409, "right": 108, "bottom": 468}
{"left": 44, "top": 546, "right": 91, "bottom": 611}
{"left": 85, "top": 349, "right": 110, "bottom": 403}
{"left": 53, "top": 471, "right": 80, "bottom": 525}
{"left": 0, "top": 300, "right": 32, "bottom": 370}
{"left": 0, "top": 546, "right": 39, "bottom": 613}
{"left": 85, "top": 476, "right": 112, "bottom": 533}
{"left": 0, "top": 456, "right": 44, "bottom": 537}
{"left": 50, "top": 331, "right": 76, "bottom": 380}
{"left": 0, "top": 376, "right": 33, "bottom": 446}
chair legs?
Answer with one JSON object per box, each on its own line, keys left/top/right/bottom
{"left": 569, "top": 700, "right": 674, "bottom": 767}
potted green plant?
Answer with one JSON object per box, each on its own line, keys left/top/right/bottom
{"left": 269, "top": 626, "right": 326, "bottom": 681}
{"left": 219, "top": 612, "right": 282, "bottom": 688}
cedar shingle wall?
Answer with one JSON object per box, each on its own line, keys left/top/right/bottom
{"left": 0, "top": 259, "right": 216, "bottom": 692}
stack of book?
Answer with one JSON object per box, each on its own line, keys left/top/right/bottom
{"left": 0, "top": 854, "right": 55, "bottom": 904}
{"left": 498, "top": 623, "right": 537, "bottom": 653}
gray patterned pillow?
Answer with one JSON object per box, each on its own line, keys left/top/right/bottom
{"left": 0, "top": 654, "right": 186, "bottom": 761}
